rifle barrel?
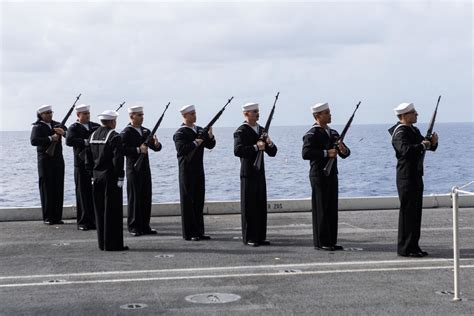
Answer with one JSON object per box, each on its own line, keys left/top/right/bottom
{"left": 322, "top": 101, "right": 361, "bottom": 176}
{"left": 253, "top": 92, "right": 279, "bottom": 171}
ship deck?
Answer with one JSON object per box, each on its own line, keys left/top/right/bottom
{"left": 0, "top": 208, "right": 473, "bottom": 315}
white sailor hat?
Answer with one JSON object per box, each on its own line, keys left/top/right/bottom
{"left": 128, "top": 106, "right": 144, "bottom": 113}
{"left": 311, "top": 102, "right": 329, "bottom": 113}
{"left": 98, "top": 110, "right": 119, "bottom": 120}
{"left": 179, "top": 104, "right": 195, "bottom": 114}
{"left": 37, "top": 104, "right": 53, "bottom": 114}
{"left": 75, "top": 104, "right": 90, "bottom": 113}
{"left": 242, "top": 102, "right": 259, "bottom": 112}
{"left": 394, "top": 102, "right": 415, "bottom": 115}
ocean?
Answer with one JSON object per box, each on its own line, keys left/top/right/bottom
{"left": 0, "top": 122, "right": 472, "bottom": 208}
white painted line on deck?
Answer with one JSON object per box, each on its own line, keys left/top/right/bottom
{"left": 1, "top": 264, "right": 473, "bottom": 288}
{"left": 0, "top": 258, "right": 472, "bottom": 280}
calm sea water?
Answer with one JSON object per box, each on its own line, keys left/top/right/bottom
{"left": 0, "top": 123, "right": 472, "bottom": 207}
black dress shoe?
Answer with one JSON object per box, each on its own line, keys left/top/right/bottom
{"left": 78, "top": 226, "right": 89, "bottom": 231}
{"left": 398, "top": 252, "right": 424, "bottom": 258}
{"left": 143, "top": 229, "right": 158, "bottom": 235}
{"left": 246, "top": 241, "right": 259, "bottom": 247}
{"left": 333, "top": 245, "right": 344, "bottom": 251}
{"left": 415, "top": 248, "right": 429, "bottom": 256}
{"left": 185, "top": 237, "right": 200, "bottom": 241}
{"left": 43, "top": 221, "right": 53, "bottom": 225}
{"left": 54, "top": 220, "right": 64, "bottom": 225}
{"left": 129, "top": 231, "right": 142, "bottom": 237}
{"left": 199, "top": 235, "right": 211, "bottom": 240}
{"left": 259, "top": 240, "right": 271, "bottom": 246}
{"left": 111, "top": 246, "right": 129, "bottom": 251}
{"left": 316, "top": 246, "right": 335, "bottom": 251}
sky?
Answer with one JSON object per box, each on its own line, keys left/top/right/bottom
{"left": 0, "top": 0, "right": 472, "bottom": 131}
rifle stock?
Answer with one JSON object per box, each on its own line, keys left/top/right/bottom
{"left": 253, "top": 92, "right": 279, "bottom": 171}
{"left": 133, "top": 102, "right": 170, "bottom": 171}
{"left": 322, "top": 101, "right": 361, "bottom": 176}
{"left": 45, "top": 93, "right": 82, "bottom": 157}
{"left": 186, "top": 97, "right": 234, "bottom": 162}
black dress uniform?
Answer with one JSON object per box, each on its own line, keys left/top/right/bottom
{"left": 173, "top": 125, "right": 215, "bottom": 240}
{"left": 66, "top": 121, "right": 100, "bottom": 229}
{"left": 87, "top": 126, "right": 126, "bottom": 251}
{"left": 234, "top": 123, "right": 277, "bottom": 245}
{"left": 388, "top": 123, "right": 437, "bottom": 256}
{"left": 302, "top": 123, "right": 350, "bottom": 249}
{"left": 30, "top": 120, "right": 65, "bottom": 224}
{"left": 120, "top": 124, "right": 162, "bottom": 235}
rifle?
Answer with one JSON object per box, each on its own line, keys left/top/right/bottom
{"left": 46, "top": 93, "right": 82, "bottom": 157}
{"left": 133, "top": 102, "right": 171, "bottom": 171}
{"left": 253, "top": 92, "right": 279, "bottom": 171}
{"left": 116, "top": 101, "right": 126, "bottom": 112}
{"left": 322, "top": 101, "right": 361, "bottom": 176}
{"left": 425, "top": 95, "right": 441, "bottom": 141}
{"left": 186, "top": 96, "right": 234, "bottom": 161}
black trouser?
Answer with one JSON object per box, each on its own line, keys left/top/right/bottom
{"left": 38, "top": 157, "right": 64, "bottom": 222}
{"left": 93, "top": 173, "right": 124, "bottom": 251}
{"left": 74, "top": 166, "right": 95, "bottom": 228}
{"left": 396, "top": 176, "right": 424, "bottom": 255}
{"left": 240, "top": 175, "right": 268, "bottom": 244}
{"left": 126, "top": 169, "right": 152, "bottom": 233}
{"left": 178, "top": 171, "right": 205, "bottom": 239}
{"left": 310, "top": 175, "right": 339, "bottom": 248}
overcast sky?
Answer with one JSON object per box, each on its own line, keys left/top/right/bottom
{"left": 0, "top": 0, "right": 472, "bottom": 131}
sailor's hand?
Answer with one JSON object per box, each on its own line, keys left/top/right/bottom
{"left": 337, "top": 141, "right": 348, "bottom": 155}
{"left": 153, "top": 135, "right": 160, "bottom": 147}
{"left": 139, "top": 144, "right": 148, "bottom": 154}
{"left": 327, "top": 149, "right": 338, "bottom": 158}
{"left": 422, "top": 140, "right": 431, "bottom": 150}
{"left": 431, "top": 132, "right": 438, "bottom": 146}
{"left": 51, "top": 134, "right": 60, "bottom": 142}
{"left": 117, "top": 178, "right": 124, "bottom": 188}
{"left": 208, "top": 127, "right": 214, "bottom": 139}
{"left": 266, "top": 136, "right": 273, "bottom": 147}
{"left": 257, "top": 140, "right": 266, "bottom": 151}
{"left": 53, "top": 127, "right": 65, "bottom": 136}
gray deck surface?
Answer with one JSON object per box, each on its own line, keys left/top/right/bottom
{"left": 1, "top": 208, "right": 473, "bottom": 315}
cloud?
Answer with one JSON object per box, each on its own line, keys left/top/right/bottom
{"left": 0, "top": 1, "right": 472, "bottom": 131}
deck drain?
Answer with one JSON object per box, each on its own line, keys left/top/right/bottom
{"left": 185, "top": 293, "right": 241, "bottom": 304}
{"left": 278, "top": 269, "right": 302, "bottom": 273}
{"left": 344, "top": 247, "right": 364, "bottom": 251}
{"left": 43, "top": 279, "right": 67, "bottom": 283}
{"left": 52, "top": 242, "right": 70, "bottom": 246}
{"left": 154, "top": 254, "right": 175, "bottom": 258}
{"left": 120, "top": 303, "right": 148, "bottom": 310}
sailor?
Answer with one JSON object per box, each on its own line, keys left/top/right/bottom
{"left": 30, "top": 105, "right": 66, "bottom": 225}
{"left": 66, "top": 104, "right": 100, "bottom": 231}
{"left": 87, "top": 110, "right": 128, "bottom": 251}
{"left": 388, "top": 102, "right": 438, "bottom": 257}
{"left": 120, "top": 106, "right": 162, "bottom": 236}
{"left": 302, "top": 102, "right": 350, "bottom": 251}
{"left": 173, "top": 105, "right": 215, "bottom": 241}
{"left": 234, "top": 102, "right": 277, "bottom": 247}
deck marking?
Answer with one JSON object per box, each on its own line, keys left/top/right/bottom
{"left": 0, "top": 258, "right": 473, "bottom": 280}
{"left": 0, "top": 264, "right": 473, "bottom": 288}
